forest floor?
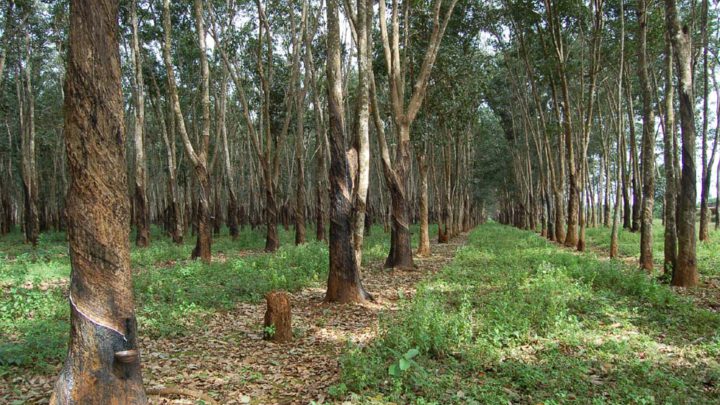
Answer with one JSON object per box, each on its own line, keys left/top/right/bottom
{"left": 3, "top": 223, "right": 720, "bottom": 404}
{"left": 0, "top": 224, "right": 466, "bottom": 404}
{"left": 141, "top": 234, "right": 467, "bottom": 404}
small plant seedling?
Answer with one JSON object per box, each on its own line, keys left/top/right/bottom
{"left": 388, "top": 348, "right": 420, "bottom": 377}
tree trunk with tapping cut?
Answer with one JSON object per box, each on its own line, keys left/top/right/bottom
{"left": 51, "top": 0, "right": 146, "bottom": 402}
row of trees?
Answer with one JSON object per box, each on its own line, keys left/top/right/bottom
{"left": 0, "top": 0, "right": 486, "bottom": 268}
{"left": 494, "top": 0, "right": 719, "bottom": 288}
{"left": 0, "top": 0, "right": 487, "bottom": 401}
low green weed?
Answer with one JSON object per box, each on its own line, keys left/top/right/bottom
{"left": 340, "top": 223, "right": 720, "bottom": 404}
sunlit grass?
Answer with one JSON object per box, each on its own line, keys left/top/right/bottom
{"left": 337, "top": 223, "right": 720, "bottom": 403}
{"left": 584, "top": 220, "right": 720, "bottom": 278}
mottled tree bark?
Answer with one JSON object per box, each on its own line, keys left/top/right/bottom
{"left": 325, "top": 0, "right": 370, "bottom": 303}
{"left": 52, "top": 0, "right": 146, "bottom": 402}
{"left": 666, "top": 0, "right": 698, "bottom": 287}
{"left": 662, "top": 29, "right": 677, "bottom": 273}
{"left": 219, "top": 65, "right": 239, "bottom": 240}
{"left": 349, "top": 0, "right": 371, "bottom": 266}
{"left": 637, "top": 0, "right": 655, "bottom": 271}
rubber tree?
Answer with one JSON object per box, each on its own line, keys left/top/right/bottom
{"left": 375, "top": 0, "right": 458, "bottom": 269}
{"left": 130, "top": 0, "right": 150, "bottom": 247}
{"left": 325, "top": 0, "right": 371, "bottom": 303}
{"left": 343, "top": 0, "right": 373, "bottom": 265}
{"left": 637, "top": 0, "right": 656, "bottom": 271}
{"left": 665, "top": 0, "right": 698, "bottom": 287}
{"left": 161, "top": 0, "right": 213, "bottom": 262}
{"left": 51, "top": 0, "right": 146, "bottom": 401}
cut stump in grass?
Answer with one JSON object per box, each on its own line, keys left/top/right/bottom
{"left": 264, "top": 291, "right": 292, "bottom": 343}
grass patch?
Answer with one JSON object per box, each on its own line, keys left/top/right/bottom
{"left": 338, "top": 223, "right": 720, "bottom": 404}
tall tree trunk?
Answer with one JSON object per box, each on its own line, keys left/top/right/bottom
{"left": 150, "top": 73, "right": 183, "bottom": 244}
{"left": 698, "top": 0, "right": 711, "bottom": 241}
{"left": 638, "top": 0, "right": 655, "bottom": 271}
{"left": 162, "top": 0, "right": 212, "bottom": 261}
{"left": 351, "top": 0, "right": 371, "bottom": 265}
{"left": 662, "top": 28, "right": 677, "bottom": 273}
{"left": 610, "top": 60, "right": 624, "bottom": 258}
{"left": 325, "top": 0, "right": 370, "bottom": 303}
{"left": 131, "top": 0, "right": 150, "bottom": 248}
{"left": 375, "top": 0, "right": 457, "bottom": 269}
{"left": 18, "top": 28, "right": 39, "bottom": 247}
{"left": 294, "top": 78, "right": 307, "bottom": 245}
{"left": 626, "top": 84, "right": 642, "bottom": 232}
{"left": 315, "top": 143, "right": 327, "bottom": 241}
{"left": 666, "top": 0, "right": 698, "bottom": 287}
{"left": 219, "top": 66, "right": 239, "bottom": 240}
{"left": 52, "top": 0, "right": 146, "bottom": 402}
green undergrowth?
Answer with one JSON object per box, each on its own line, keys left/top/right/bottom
{"left": 0, "top": 223, "right": 428, "bottom": 375}
{"left": 337, "top": 223, "right": 720, "bottom": 404}
{"left": 584, "top": 221, "right": 720, "bottom": 278}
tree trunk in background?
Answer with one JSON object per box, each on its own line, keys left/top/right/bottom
{"left": 191, "top": 0, "right": 213, "bottom": 261}
{"left": 52, "top": 0, "right": 146, "bottom": 402}
{"left": 637, "top": 0, "right": 655, "bottom": 271}
{"left": 18, "top": 33, "right": 39, "bottom": 247}
{"left": 416, "top": 149, "right": 430, "bottom": 256}
{"left": 626, "top": 85, "right": 641, "bottom": 233}
{"left": 716, "top": 155, "right": 720, "bottom": 230}
{"left": 610, "top": 22, "right": 624, "bottom": 258}
{"left": 131, "top": 0, "right": 150, "bottom": 248}
{"left": 385, "top": 125, "right": 415, "bottom": 270}
{"left": 263, "top": 167, "right": 280, "bottom": 252}
{"left": 662, "top": 29, "right": 677, "bottom": 273}
{"left": 698, "top": 0, "right": 711, "bottom": 242}
{"left": 666, "top": 0, "right": 698, "bottom": 287}
{"left": 162, "top": 0, "right": 212, "bottom": 262}
{"left": 315, "top": 142, "right": 326, "bottom": 242}
{"left": 375, "top": 0, "right": 457, "bottom": 269}
{"left": 151, "top": 73, "right": 183, "bottom": 244}
{"left": 325, "top": 0, "right": 370, "bottom": 303}
{"left": 219, "top": 66, "right": 239, "bottom": 240}
{"left": 621, "top": 126, "right": 631, "bottom": 230}
{"left": 294, "top": 71, "right": 307, "bottom": 245}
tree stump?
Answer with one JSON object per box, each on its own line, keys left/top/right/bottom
{"left": 263, "top": 291, "right": 292, "bottom": 343}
